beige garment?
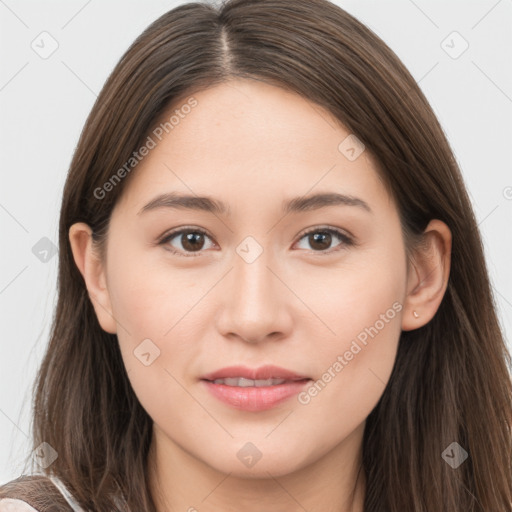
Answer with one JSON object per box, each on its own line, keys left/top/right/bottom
{"left": 0, "top": 498, "right": 39, "bottom": 512}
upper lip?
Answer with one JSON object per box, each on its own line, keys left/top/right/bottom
{"left": 201, "top": 365, "right": 310, "bottom": 381}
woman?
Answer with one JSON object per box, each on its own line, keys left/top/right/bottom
{"left": 1, "top": 0, "right": 510, "bottom": 510}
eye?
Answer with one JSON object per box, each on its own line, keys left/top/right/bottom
{"left": 294, "top": 227, "right": 354, "bottom": 255}
{"left": 159, "top": 227, "right": 215, "bottom": 257}
{"left": 158, "top": 226, "right": 354, "bottom": 257}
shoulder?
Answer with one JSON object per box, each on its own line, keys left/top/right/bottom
{"left": 0, "top": 498, "right": 39, "bottom": 511}
{"left": 0, "top": 475, "right": 74, "bottom": 512}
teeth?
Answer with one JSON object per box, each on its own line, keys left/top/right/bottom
{"left": 212, "top": 377, "right": 287, "bottom": 387}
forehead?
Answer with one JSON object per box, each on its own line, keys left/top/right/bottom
{"left": 116, "top": 78, "right": 390, "bottom": 214}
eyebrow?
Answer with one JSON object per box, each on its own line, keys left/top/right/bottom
{"left": 137, "top": 191, "right": 372, "bottom": 216}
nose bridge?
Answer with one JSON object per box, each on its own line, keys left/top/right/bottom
{"left": 232, "top": 237, "right": 278, "bottom": 315}
{"left": 217, "top": 236, "right": 291, "bottom": 342}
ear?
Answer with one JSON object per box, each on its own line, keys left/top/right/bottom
{"left": 68, "top": 222, "right": 117, "bottom": 334}
{"left": 401, "top": 219, "right": 452, "bottom": 331}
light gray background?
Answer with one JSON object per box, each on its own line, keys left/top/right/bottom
{"left": 1, "top": 0, "right": 511, "bottom": 484}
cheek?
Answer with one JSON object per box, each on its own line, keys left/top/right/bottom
{"left": 103, "top": 243, "right": 197, "bottom": 413}
{"left": 324, "top": 257, "right": 404, "bottom": 362}
{"left": 105, "top": 238, "right": 194, "bottom": 339}
{"left": 108, "top": 271, "right": 201, "bottom": 432}
{"left": 296, "top": 237, "right": 406, "bottom": 430}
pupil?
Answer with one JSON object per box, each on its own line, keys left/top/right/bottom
{"left": 310, "top": 232, "right": 331, "bottom": 250}
{"left": 183, "top": 232, "right": 204, "bottom": 251}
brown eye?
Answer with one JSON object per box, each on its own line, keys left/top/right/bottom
{"left": 160, "top": 228, "right": 215, "bottom": 257}
{"left": 180, "top": 232, "right": 206, "bottom": 252}
{"left": 160, "top": 226, "right": 354, "bottom": 258}
{"left": 295, "top": 227, "right": 354, "bottom": 254}
{"left": 308, "top": 232, "right": 332, "bottom": 251}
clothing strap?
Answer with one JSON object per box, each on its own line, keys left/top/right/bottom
{"left": 46, "top": 475, "right": 85, "bottom": 511}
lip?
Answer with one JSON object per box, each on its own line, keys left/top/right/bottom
{"left": 200, "top": 365, "right": 311, "bottom": 412}
{"left": 201, "top": 365, "right": 309, "bottom": 381}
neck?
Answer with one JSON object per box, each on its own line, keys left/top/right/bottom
{"left": 147, "top": 423, "right": 366, "bottom": 512}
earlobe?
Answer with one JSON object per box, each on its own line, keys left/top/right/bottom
{"left": 68, "top": 222, "right": 117, "bottom": 334}
{"left": 402, "top": 219, "right": 452, "bottom": 331}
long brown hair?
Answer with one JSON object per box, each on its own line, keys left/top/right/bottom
{"left": 16, "top": 0, "right": 512, "bottom": 510}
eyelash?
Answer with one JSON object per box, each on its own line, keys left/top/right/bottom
{"left": 158, "top": 225, "right": 355, "bottom": 258}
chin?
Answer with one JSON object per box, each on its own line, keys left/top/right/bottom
{"left": 203, "top": 446, "right": 313, "bottom": 479}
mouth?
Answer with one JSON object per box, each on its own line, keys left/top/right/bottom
{"left": 200, "top": 366, "right": 312, "bottom": 411}
{"left": 205, "top": 377, "right": 309, "bottom": 387}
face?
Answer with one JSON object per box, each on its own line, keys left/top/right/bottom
{"left": 96, "top": 79, "right": 408, "bottom": 477}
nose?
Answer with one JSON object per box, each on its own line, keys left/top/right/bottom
{"left": 215, "top": 246, "right": 293, "bottom": 344}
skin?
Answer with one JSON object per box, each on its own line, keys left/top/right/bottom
{"left": 69, "top": 78, "right": 451, "bottom": 512}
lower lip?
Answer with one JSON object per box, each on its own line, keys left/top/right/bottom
{"left": 201, "top": 379, "right": 311, "bottom": 412}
